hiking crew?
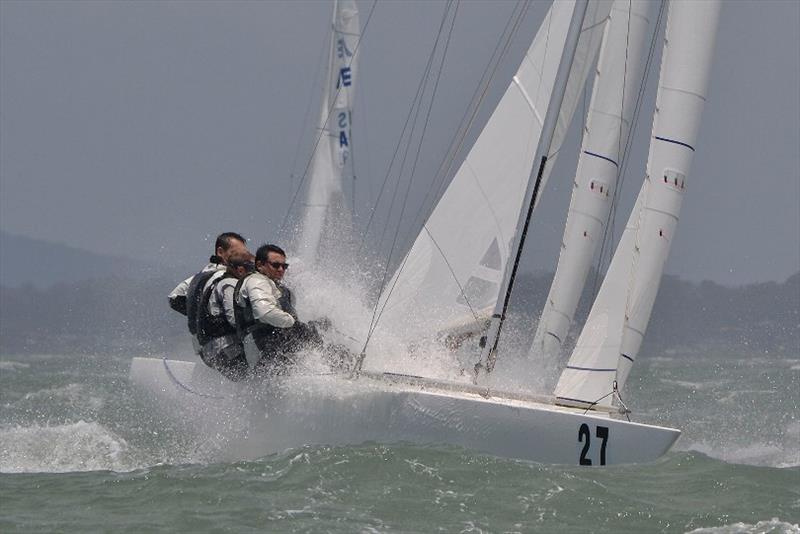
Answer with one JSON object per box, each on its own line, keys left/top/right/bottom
{"left": 234, "top": 244, "right": 324, "bottom": 375}
{"left": 168, "top": 232, "right": 248, "bottom": 353}
{"left": 195, "top": 253, "right": 254, "bottom": 381}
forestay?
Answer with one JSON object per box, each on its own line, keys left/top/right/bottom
{"left": 296, "top": 0, "right": 360, "bottom": 264}
{"left": 370, "top": 0, "right": 613, "bottom": 349}
{"left": 555, "top": 0, "right": 722, "bottom": 408}
{"left": 532, "top": 0, "right": 655, "bottom": 362}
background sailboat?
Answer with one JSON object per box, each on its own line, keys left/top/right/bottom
{"left": 293, "top": 0, "right": 361, "bottom": 266}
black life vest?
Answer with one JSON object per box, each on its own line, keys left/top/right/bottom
{"left": 196, "top": 272, "right": 237, "bottom": 346}
{"left": 277, "top": 283, "right": 298, "bottom": 320}
{"left": 186, "top": 269, "right": 221, "bottom": 335}
{"left": 233, "top": 274, "right": 255, "bottom": 340}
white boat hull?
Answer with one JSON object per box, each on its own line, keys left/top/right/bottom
{"left": 129, "top": 357, "right": 680, "bottom": 465}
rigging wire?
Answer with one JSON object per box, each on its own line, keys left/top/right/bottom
{"left": 366, "top": 1, "right": 462, "bottom": 338}
{"left": 356, "top": 0, "right": 456, "bottom": 257}
{"left": 358, "top": 0, "right": 460, "bottom": 359}
{"left": 358, "top": 0, "right": 536, "bottom": 358}
{"left": 359, "top": 0, "right": 531, "bottom": 255}
{"left": 279, "top": 0, "right": 378, "bottom": 234}
{"left": 590, "top": 0, "right": 668, "bottom": 298}
{"left": 287, "top": 19, "right": 331, "bottom": 207}
{"left": 361, "top": 0, "right": 530, "bottom": 325}
{"left": 405, "top": 0, "right": 532, "bottom": 239}
{"left": 382, "top": 0, "right": 462, "bottom": 272}
{"left": 374, "top": 1, "right": 448, "bottom": 261}
{"left": 349, "top": 112, "right": 361, "bottom": 217}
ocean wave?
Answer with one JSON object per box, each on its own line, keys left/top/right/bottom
{"left": 20, "top": 383, "right": 105, "bottom": 411}
{"left": 684, "top": 440, "right": 800, "bottom": 469}
{"left": 0, "top": 420, "right": 137, "bottom": 473}
{"left": 659, "top": 378, "right": 733, "bottom": 391}
{"left": 0, "top": 361, "right": 30, "bottom": 371}
{"left": 685, "top": 518, "right": 800, "bottom": 534}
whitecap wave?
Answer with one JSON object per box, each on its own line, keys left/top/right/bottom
{"left": 684, "top": 518, "right": 800, "bottom": 534}
{"left": 684, "top": 439, "right": 800, "bottom": 469}
{"left": 0, "top": 360, "right": 30, "bottom": 371}
{"left": 0, "top": 420, "right": 137, "bottom": 473}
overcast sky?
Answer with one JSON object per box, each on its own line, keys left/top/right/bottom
{"left": 1, "top": 0, "right": 798, "bottom": 286}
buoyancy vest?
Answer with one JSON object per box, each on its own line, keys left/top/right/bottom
{"left": 196, "top": 272, "right": 237, "bottom": 346}
{"left": 277, "top": 284, "right": 298, "bottom": 321}
{"left": 186, "top": 270, "right": 221, "bottom": 336}
{"left": 233, "top": 275, "right": 297, "bottom": 338}
{"left": 233, "top": 274, "right": 255, "bottom": 340}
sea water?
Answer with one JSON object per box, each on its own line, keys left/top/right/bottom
{"left": 1, "top": 349, "right": 798, "bottom": 533}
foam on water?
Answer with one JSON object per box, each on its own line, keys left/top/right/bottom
{"left": 0, "top": 361, "right": 30, "bottom": 371}
{"left": 20, "top": 383, "right": 105, "bottom": 411}
{"left": 685, "top": 518, "right": 800, "bottom": 534}
{"left": 0, "top": 420, "right": 135, "bottom": 473}
{"left": 684, "top": 440, "right": 799, "bottom": 469}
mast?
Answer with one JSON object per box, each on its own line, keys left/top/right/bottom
{"left": 296, "top": 0, "right": 360, "bottom": 265}
{"left": 554, "top": 0, "right": 722, "bottom": 408}
{"left": 531, "top": 0, "right": 655, "bottom": 362}
{"left": 475, "top": 0, "right": 591, "bottom": 378}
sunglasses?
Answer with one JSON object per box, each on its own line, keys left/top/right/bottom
{"left": 267, "top": 261, "right": 289, "bottom": 270}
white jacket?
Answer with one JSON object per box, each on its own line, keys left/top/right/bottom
{"left": 208, "top": 276, "right": 239, "bottom": 328}
{"left": 236, "top": 272, "right": 295, "bottom": 328}
{"left": 168, "top": 261, "right": 225, "bottom": 300}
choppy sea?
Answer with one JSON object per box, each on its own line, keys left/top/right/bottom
{"left": 1, "top": 348, "right": 798, "bottom": 533}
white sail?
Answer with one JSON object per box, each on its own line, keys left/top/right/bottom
{"left": 371, "top": 0, "right": 612, "bottom": 347}
{"left": 296, "top": 0, "right": 360, "bottom": 264}
{"left": 532, "top": 0, "right": 655, "bottom": 361}
{"left": 555, "top": 0, "right": 722, "bottom": 408}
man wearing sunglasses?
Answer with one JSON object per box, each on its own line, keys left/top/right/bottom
{"left": 234, "top": 243, "right": 325, "bottom": 375}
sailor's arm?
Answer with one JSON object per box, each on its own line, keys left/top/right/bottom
{"left": 167, "top": 275, "right": 193, "bottom": 315}
{"left": 249, "top": 285, "right": 296, "bottom": 328}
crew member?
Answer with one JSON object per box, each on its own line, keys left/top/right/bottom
{"left": 235, "top": 244, "right": 323, "bottom": 375}
{"left": 195, "top": 252, "right": 255, "bottom": 381}
{"left": 168, "top": 232, "right": 248, "bottom": 352}
{"left": 168, "top": 232, "right": 248, "bottom": 314}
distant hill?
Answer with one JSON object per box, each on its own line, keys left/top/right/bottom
{"left": 1, "top": 262, "right": 797, "bottom": 356}
{"left": 0, "top": 231, "right": 178, "bottom": 288}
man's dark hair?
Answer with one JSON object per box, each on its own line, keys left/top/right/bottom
{"left": 215, "top": 232, "right": 246, "bottom": 251}
{"left": 228, "top": 255, "right": 255, "bottom": 273}
{"left": 255, "top": 244, "right": 286, "bottom": 265}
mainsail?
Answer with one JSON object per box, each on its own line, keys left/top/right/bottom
{"left": 371, "top": 0, "right": 613, "bottom": 348}
{"left": 554, "top": 0, "right": 722, "bottom": 408}
{"left": 532, "top": 0, "right": 655, "bottom": 362}
{"left": 295, "top": 0, "right": 360, "bottom": 264}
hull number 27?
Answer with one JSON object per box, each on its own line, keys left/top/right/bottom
{"left": 578, "top": 423, "right": 609, "bottom": 465}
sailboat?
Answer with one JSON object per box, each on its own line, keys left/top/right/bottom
{"left": 293, "top": 0, "right": 360, "bottom": 266}
{"left": 130, "top": 0, "right": 721, "bottom": 466}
